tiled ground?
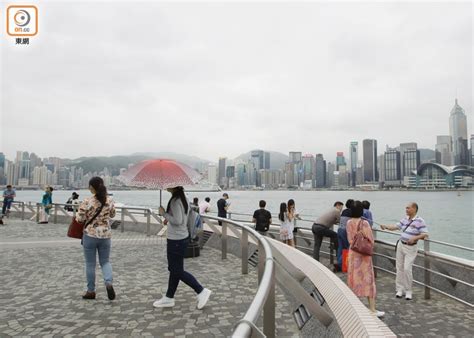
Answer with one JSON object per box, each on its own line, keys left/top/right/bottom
{"left": 0, "top": 219, "right": 298, "bottom": 337}
{"left": 1, "top": 218, "right": 473, "bottom": 337}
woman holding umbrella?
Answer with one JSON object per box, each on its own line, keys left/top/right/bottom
{"left": 154, "top": 186, "right": 212, "bottom": 309}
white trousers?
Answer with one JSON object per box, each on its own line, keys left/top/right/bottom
{"left": 395, "top": 242, "right": 418, "bottom": 293}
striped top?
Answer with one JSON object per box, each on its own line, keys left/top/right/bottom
{"left": 396, "top": 216, "right": 428, "bottom": 242}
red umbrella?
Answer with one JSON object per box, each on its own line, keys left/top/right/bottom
{"left": 118, "top": 159, "right": 202, "bottom": 206}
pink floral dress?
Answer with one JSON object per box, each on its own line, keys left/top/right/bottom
{"left": 346, "top": 218, "right": 376, "bottom": 298}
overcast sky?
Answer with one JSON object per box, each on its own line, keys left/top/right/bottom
{"left": 1, "top": 1, "right": 472, "bottom": 162}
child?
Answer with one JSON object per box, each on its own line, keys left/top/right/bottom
{"left": 279, "top": 202, "right": 295, "bottom": 247}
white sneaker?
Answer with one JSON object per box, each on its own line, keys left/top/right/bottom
{"left": 153, "top": 296, "right": 175, "bottom": 308}
{"left": 375, "top": 310, "right": 385, "bottom": 318}
{"left": 405, "top": 291, "right": 412, "bottom": 300}
{"left": 197, "top": 288, "right": 212, "bottom": 309}
{"left": 395, "top": 291, "right": 403, "bottom": 298}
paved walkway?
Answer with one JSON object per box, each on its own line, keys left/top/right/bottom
{"left": 1, "top": 219, "right": 473, "bottom": 337}
{"left": 0, "top": 219, "right": 298, "bottom": 337}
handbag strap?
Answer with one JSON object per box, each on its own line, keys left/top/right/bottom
{"left": 402, "top": 219, "right": 415, "bottom": 233}
{"left": 85, "top": 204, "right": 104, "bottom": 227}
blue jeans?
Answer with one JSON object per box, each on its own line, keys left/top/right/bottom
{"left": 166, "top": 238, "right": 203, "bottom": 298}
{"left": 83, "top": 234, "right": 113, "bottom": 292}
{"left": 337, "top": 227, "right": 350, "bottom": 267}
{"left": 2, "top": 199, "right": 13, "bottom": 215}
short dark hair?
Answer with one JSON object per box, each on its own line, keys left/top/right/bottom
{"left": 193, "top": 197, "right": 199, "bottom": 205}
{"left": 205, "top": 197, "right": 210, "bottom": 202}
{"left": 6, "top": 185, "right": 12, "bottom": 188}
{"left": 49, "top": 186, "right": 54, "bottom": 192}
{"left": 351, "top": 200, "right": 364, "bottom": 218}
{"left": 259, "top": 200, "right": 266, "bottom": 208}
{"left": 223, "top": 193, "right": 229, "bottom": 198}
{"left": 345, "top": 199, "right": 354, "bottom": 209}
{"left": 334, "top": 201, "right": 344, "bottom": 207}
{"left": 410, "top": 202, "right": 419, "bottom": 212}
{"left": 362, "top": 200, "right": 370, "bottom": 209}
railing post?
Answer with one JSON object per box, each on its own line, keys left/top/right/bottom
{"left": 263, "top": 257, "right": 276, "bottom": 338}
{"left": 53, "top": 204, "right": 58, "bottom": 224}
{"left": 228, "top": 212, "right": 232, "bottom": 220}
{"left": 146, "top": 209, "right": 151, "bottom": 237}
{"left": 120, "top": 208, "right": 125, "bottom": 233}
{"left": 373, "top": 229, "right": 378, "bottom": 278}
{"left": 258, "top": 240, "right": 265, "bottom": 284}
{"left": 222, "top": 222, "right": 227, "bottom": 260}
{"left": 424, "top": 239, "right": 431, "bottom": 300}
{"left": 21, "top": 202, "right": 25, "bottom": 220}
{"left": 241, "top": 229, "right": 248, "bottom": 275}
{"left": 36, "top": 203, "right": 40, "bottom": 223}
{"left": 293, "top": 218, "right": 298, "bottom": 247}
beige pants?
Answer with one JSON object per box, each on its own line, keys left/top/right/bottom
{"left": 396, "top": 242, "right": 418, "bottom": 293}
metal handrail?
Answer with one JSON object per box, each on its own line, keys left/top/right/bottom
{"left": 200, "top": 214, "right": 275, "bottom": 337}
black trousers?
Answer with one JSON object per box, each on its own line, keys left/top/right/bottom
{"left": 312, "top": 223, "right": 338, "bottom": 261}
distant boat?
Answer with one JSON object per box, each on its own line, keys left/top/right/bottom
{"left": 184, "top": 181, "right": 222, "bottom": 192}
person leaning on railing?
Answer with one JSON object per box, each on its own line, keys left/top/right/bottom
{"left": 380, "top": 202, "right": 428, "bottom": 300}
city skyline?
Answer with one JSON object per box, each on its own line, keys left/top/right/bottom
{"left": 1, "top": 2, "right": 472, "bottom": 161}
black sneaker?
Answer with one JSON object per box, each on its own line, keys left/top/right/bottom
{"left": 106, "top": 284, "right": 116, "bottom": 300}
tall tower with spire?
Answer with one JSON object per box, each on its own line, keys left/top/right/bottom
{"left": 449, "top": 98, "right": 469, "bottom": 165}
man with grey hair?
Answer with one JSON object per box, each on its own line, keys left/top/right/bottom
{"left": 381, "top": 202, "right": 428, "bottom": 300}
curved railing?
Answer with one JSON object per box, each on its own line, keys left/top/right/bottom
{"left": 200, "top": 215, "right": 276, "bottom": 337}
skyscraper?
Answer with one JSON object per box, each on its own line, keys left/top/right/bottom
{"left": 349, "top": 142, "right": 358, "bottom": 186}
{"left": 315, "top": 154, "right": 326, "bottom": 188}
{"left": 363, "top": 139, "right": 378, "bottom": 182}
{"left": 384, "top": 148, "right": 401, "bottom": 184}
{"left": 449, "top": 98, "right": 468, "bottom": 165}
{"left": 302, "top": 154, "right": 315, "bottom": 187}
{"left": 289, "top": 152, "right": 302, "bottom": 163}
{"left": 470, "top": 135, "right": 474, "bottom": 166}
{"left": 403, "top": 149, "right": 420, "bottom": 177}
{"left": 263, "top": 152, "right": 271, "bottom": 170}
{"left": 218, "top": 157, "right": 226, "bottom": 187}
{"left": 435, "top": 135, "right": 454, "bottom": 166}
{"left": 399, "top": 142, "right": 419, "bottom": 177}
{"left": 251, "top": 150, "right": 264, "bottom": 170}
{"left": 336, "top": 152, "right": 346, "bottom": 170}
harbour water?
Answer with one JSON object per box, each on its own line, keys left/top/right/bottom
{"left": 14, "top": 190, "right": 473, "bottom": 260}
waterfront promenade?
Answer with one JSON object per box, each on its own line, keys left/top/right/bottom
{"left": 1, "top": 219, "right": 473, "bottom": 337}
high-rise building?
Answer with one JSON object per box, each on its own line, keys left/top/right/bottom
{"left": 403, "top": 149, "right": 420, "bottom": 177}
{"left": 315, "top": 154, "right": 326, "bottom": 188}
{"left": 263, "top": 152, "right": 271, "bottom": 170}
{"left": 0, "top": 153, "right": 5, "bottom": 185}
{"left": 226, "top": 166, "right": 235, "bottom": 178}
{"left": 336, "top": 152, "right": 346, "bottom": 171}
{"left": 251, "top": 150, "right": 264, "bottom": 170}
{"left": 289, "top": 152, "right": 302, "bottom": 163}
{"left": 218, "top": 157, "right": 226, "bottom": 187}
{"left": 471, "top": 135, "right": 474, "bottom": 166}
{"left": 326, "top": 162, "right": 336, "bottom": 188}
{"left": 449, "top": 98, "right": 469, "bottom": 165}
{"left": 384, "top": 148, "right": 402, "bottom": 185}
{"left": 435, "top": 135, "right": 454, "bottom": 166}
{"left": 302, "top": 154, "right": 315, "bottom": 186}
{"left": 0, "top": 153, "right": 5, "bottom": 169}
{"left": 399, "top": 142, "right": 419, "bottom": 177}
{"left": 207, "top": 164, "right": 217, "bottom": 184}
{"left": 363, "top": 139, "right": 378, "bottom": 182}
{"left": 349, "top": 142, "right": 358, "bottom": 187}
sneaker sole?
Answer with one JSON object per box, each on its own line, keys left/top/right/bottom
{"left": 153, "top": 302, "right": 175, "bottom": 308}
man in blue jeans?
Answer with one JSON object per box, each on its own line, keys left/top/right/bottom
{"left": 2, "top": 185, "right": 16, "bottom": 217}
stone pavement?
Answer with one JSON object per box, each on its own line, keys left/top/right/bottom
{"left": 1, "top": 219, "right": 473, "bottom": 337}
{"left": 0, "top": 219, "right": 298, "bottom": 337}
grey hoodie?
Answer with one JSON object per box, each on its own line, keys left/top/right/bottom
{"left": 164, "top": 198, "right": 189, "bottom": 240}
